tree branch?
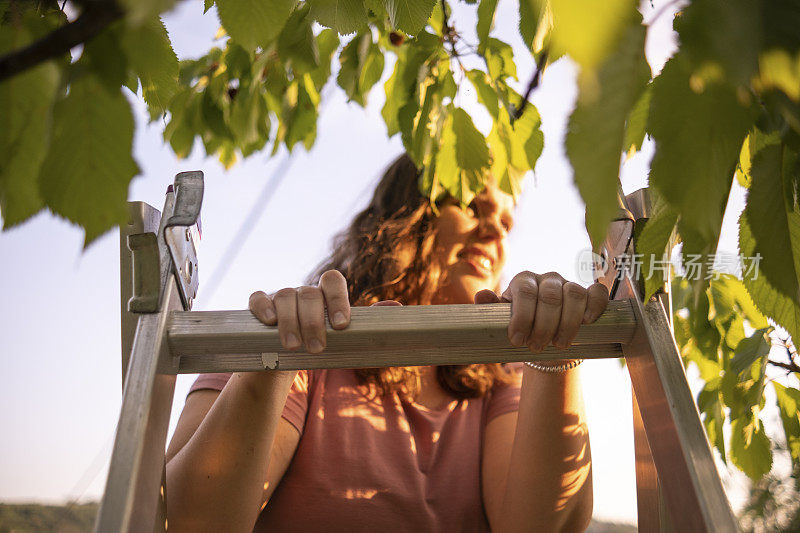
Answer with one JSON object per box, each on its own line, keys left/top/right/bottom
{"left": 767, "top": 359, "right": 800, "bottom": 374}
{"left": 0, "top": 1, "right": 122, "bottom": 83}
{"left": 513, "top": 47, "right": 548, "bottom": 120}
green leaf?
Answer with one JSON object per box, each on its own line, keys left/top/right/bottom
{"left": 567, "top": 19, "right": 650, "bottom": 250}
{"left": 675, "top": 0, "right": 760, "bottom": 87}
{"left": 697, "top": 381, "right": 726, "bottom": 461}
{"left": 228, "top": 85, "right": 263, "bottom": 146}
{"left": 518, "top": 0, "right": 544, "bottom": 52}
{"left": 163, "top": 89, "right": 197, "bottom": 158}
{"left": 710, "top": 274, "right": 770, "bottom": 329}
{"left": 309, "top": 29, "right": 340, "bottom": 90}
{"left": 773, "top": 382, "right": 800, "bottom": 468}
{"left": 201, "top": 82, "right": 233, "bottom": 140}
{"left": 337, "top": 32, "right": 385, "bottom": 106}
{"left": 436, "top": 107, "right": 491, "bottom": 205}
{"left": 278, "top": 76, "right": 319, "bottom": 152}
{"left": 547, "top": 0, "right": 638, "bottom": 71}
{"left": 119, "top": 0, "right": 176, "bottom": 26}
{"left": 204, "top": 0, "right": 215, "bottom": 13}
{"left": 752, "top": 49, "right": 800, "bottom": 102}
{"left": 476, "top": 0, "right": 498, "bottom": 45}
{"left": 120, "top": 17, "right": 179, "bottom": 115}
{"left": 82, "top": 25, "right": 129, "bottom": 91}
{"left": 739, "top": 214, "right": 800, "bottom": 344}
{"left": 0, "top": 25, "right": 60, "bottom": 228}
{"left": 482, "top": 37, "right": 517, "bottom": 82}
{"left": 635, "top": 193, "right": 678, "bottom": 300}
{"left": 730, "top": 329, "right": 770, "bottom": 377}
{"left": 623, "top": 83, "right": 651, "bottom": 158}
{"left": 38, "top": 75, "right": 140, "bottom": 247}
{"left": 381, "top": 32, "right": 441, "bottom": 136}
{"left": 453, "top": 107, "right": 491, "bottom": 173}
{"left": 216, "top": 0, "right": 294, "bottom": 50}
{"left": 730, "top": 414, "right": 773, "bottom": 481}
{"left": 511, "top": 100, "right": 544, "bottom": 171}
{"left": 743, "top": 144, "right": 800, "bottom": 304}
{"left": 278, "top": 3, "right": 320, "bottom": 73}
{"left": 467, "top": 69, "right": 499, "bottom": 120}
{"left": 649, "top": 53, "right": 756, "bottom": 249}
{"left": 383, "top": 0, "right": 437, "bottom": 35}
{"left": 309, "top": 0, "right": 368, "bottom": 34}
{"left": 407, "top": 72, "right": 448, "bottom": 166}
{"left": 736, "top": 128, "right": 781, "bottom": 188}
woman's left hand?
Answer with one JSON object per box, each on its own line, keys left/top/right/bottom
{"left": 475, "top": 271, "right": 609, "bottom": 353}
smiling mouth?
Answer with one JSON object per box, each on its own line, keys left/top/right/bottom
{"left": 458, "top": 249, "right": 495, "bottom": 275}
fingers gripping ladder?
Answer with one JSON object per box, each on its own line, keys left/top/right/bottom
{"left": 95, "top": 172, "right": 738, "bottom": 532}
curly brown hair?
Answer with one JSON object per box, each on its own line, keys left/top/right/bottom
{"left": 307, "top": 153, "right": 517, "bottom": 400}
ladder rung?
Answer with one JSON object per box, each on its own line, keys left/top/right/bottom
{"left": 168, "top": 300, "right": 636, "bottom": 372}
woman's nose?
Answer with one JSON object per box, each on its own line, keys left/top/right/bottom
{"left": 478, "top": 213, "right": 505, "bottom": 240}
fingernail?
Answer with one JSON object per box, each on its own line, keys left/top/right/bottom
{"left": 264, "top": 309, "right": 276, "bottom": 323}
{"left": 511, "top": 333, "right": 525, "bottom": 347}
{"left": 286, "top": 333, "right": 300, "bottom": 349}
{"left": 308, "top": 339, "right": 323, "bottom": 353}
{"left": 332, "top": 311, "right": 346, "bottom": 327}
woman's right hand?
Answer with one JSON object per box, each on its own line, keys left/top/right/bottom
{"left": 248, "top": 270, "right": 352, "bottom": 353}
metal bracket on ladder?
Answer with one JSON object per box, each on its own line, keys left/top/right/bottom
{"left": 97, "top": 176, "right": 738, "bottom": 532}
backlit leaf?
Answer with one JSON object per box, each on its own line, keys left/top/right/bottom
{"left": 649, "top": 53, "right": 756, "bottom": 250}
{"left": 38, "top": 75, "right": 140, "bottom": 246}
{"left": 278, "top": 4, "right": 320, "bottom": 73}
{"left": 635, "top": 192, "right": 678, "bottom": 300}
{"left": 739, "top": 214, "right": 800, "bottom": 344}
{"left": 743, "top": 144, "right": 800, "bottom": 305}
{"left": 730, "top": 414, "right": 772, "bottom": 481}
{"left": 568, "top": 18, "right": 650, "bottom": 250}
{"left": 120, "top": 17, "right": 179, "bottom": 115}
{"left": 773, "top": 382, "right": 800, "bottom": 468}
{"left": 476, "top": 0, "right": 498, "bottom": 45}
{"left": 547, "top": 0, "right": 637, "bottom": 71}
{"left": 623, "top": 83, "right": 651, "bottom": 158}
{"left": 309, "top": 0, "right": 368, "bottom": 34}
{"left": 383, "top": 0, "right": 437, "bottom": 35}
{"left": 0, "top": 24, "right": 59, "bottom": 227}
{"left": 216, "top": 0, "right": 294, "bottom": 49}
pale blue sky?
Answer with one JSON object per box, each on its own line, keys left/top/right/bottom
{"left": 0, "top": 0, "right": 764, "bottom": 524}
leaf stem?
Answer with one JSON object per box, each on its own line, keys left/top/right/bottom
{"left": 512, "top": 47, "right": 548, "bottom": 120}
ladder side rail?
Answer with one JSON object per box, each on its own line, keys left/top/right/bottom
{"left": 620, "top": 273, "right": 738, "bottom": 532}
{"left": 95, "top": 281, "right": 180, "bottom": 532}
{"left": 616, "top": 187, "right": 676, "bottom": 531}
{"left": 98, "top": 190, "right": 185, "bottom": 533}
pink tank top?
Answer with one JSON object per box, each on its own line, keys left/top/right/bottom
{"left": 188, "top": 366, "right": 522, "bottom": 532}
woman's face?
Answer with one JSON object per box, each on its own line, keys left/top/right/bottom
{"left": 431, "top": 181, "right": 515, "bottom": 304}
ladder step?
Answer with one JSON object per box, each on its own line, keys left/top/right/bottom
{"left": 168, "top": 300, "right": 636, "bottom": 372}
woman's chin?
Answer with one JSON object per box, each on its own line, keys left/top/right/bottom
{"left": 433, "top": 278, "right": 495, "bottom": 304}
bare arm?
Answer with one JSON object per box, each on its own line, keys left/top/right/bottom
{"left": 166, "top": 270, "right": 352, "bottom": 531}
{"left": 165, "top": 371, "right": 300, "bottom": 532}
{"left": 478, "top": 272, "right": 607, "bottom": 531}
{"left": 482, "top": 368, "right": 592, "bottom": 532}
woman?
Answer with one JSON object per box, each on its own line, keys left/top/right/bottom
{"left": 165, "top": 154, "right": 609, "bottom": 532}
